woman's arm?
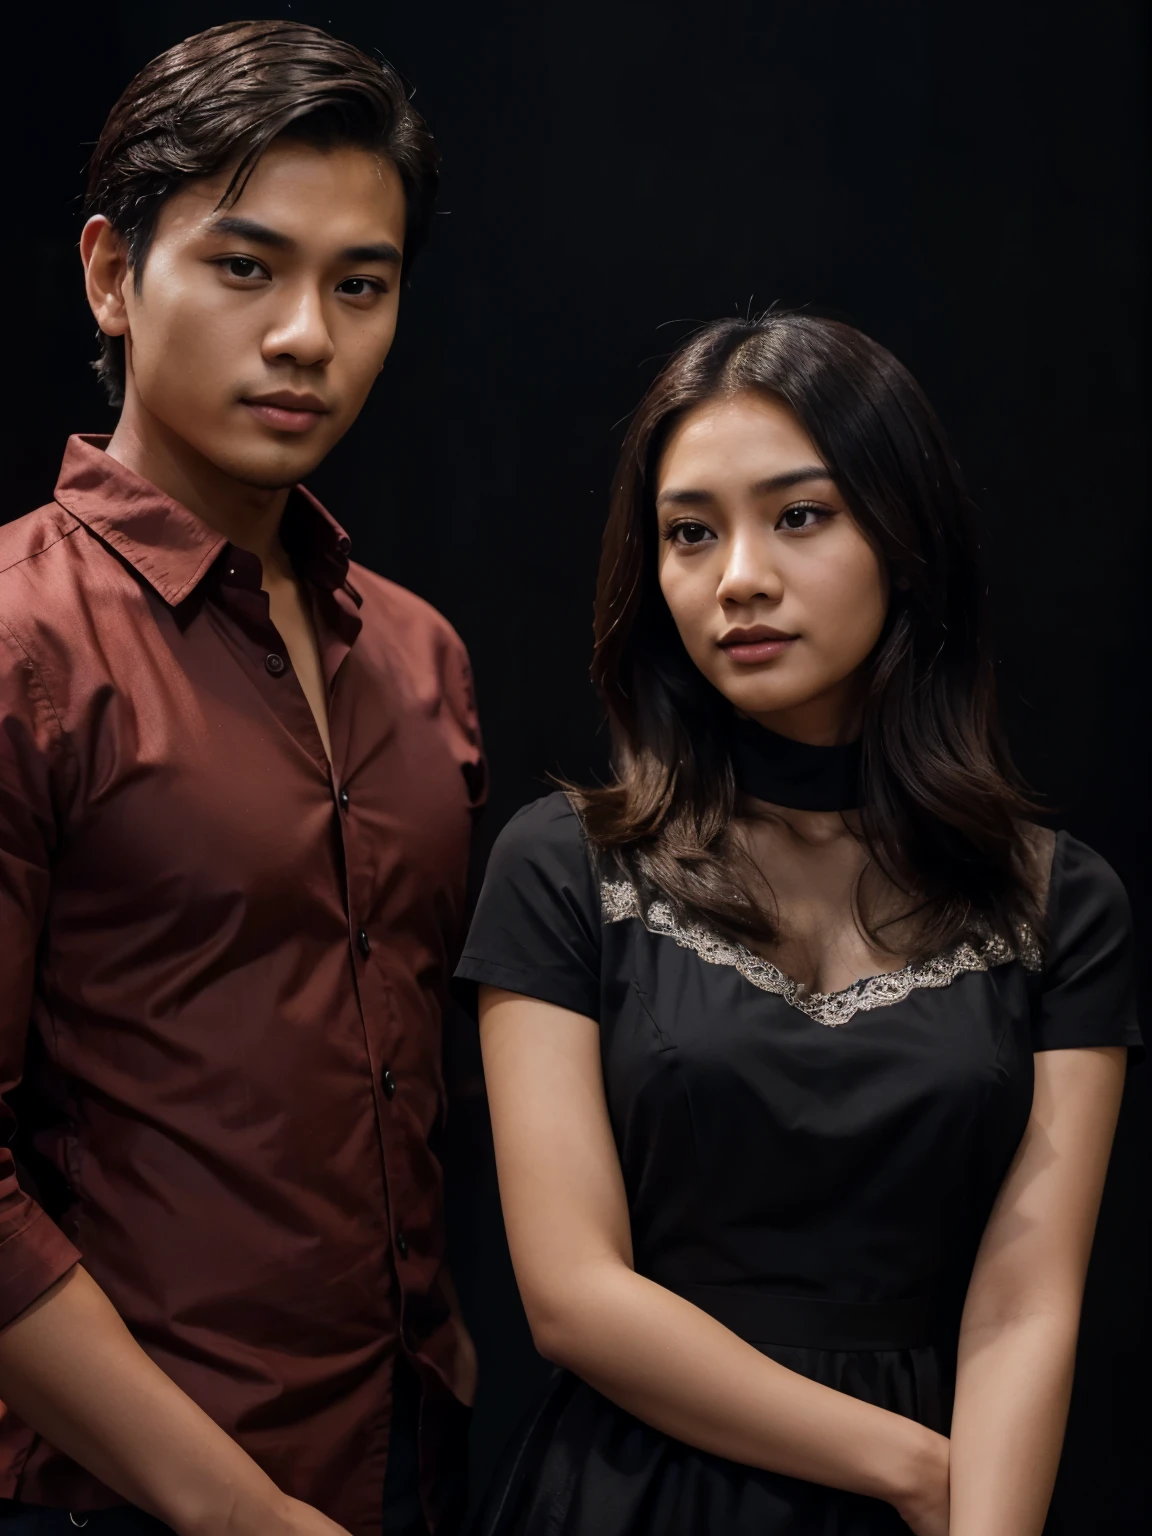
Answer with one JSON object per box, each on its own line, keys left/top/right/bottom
{"left": 480, "top": 986, "right": 949, "bottom": 1531}
{"left": 0, "top": 1266, "right": 350, "bottom": 1536}
{"left": 949, "top": 1045, "right": 1126, "bottom": 1535}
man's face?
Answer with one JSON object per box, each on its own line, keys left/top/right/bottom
{"left": 108, "top": 139, "right": 407, "bottom": 488}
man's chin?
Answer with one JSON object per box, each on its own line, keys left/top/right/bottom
{"left": 234, "top": 468, "right": 311, "bottom": 492}
{"left": 209, "top": 441, "right": 330, "bottom": 492}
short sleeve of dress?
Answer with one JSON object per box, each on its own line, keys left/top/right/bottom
{"left": 1033, "top": 832, "right": 1142, "bottom": 1056}
{"left": 455, "top": 792, "right": 601, "bottom": 1019}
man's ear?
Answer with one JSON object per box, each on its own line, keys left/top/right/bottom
{"left": 80, "top": 216, "right": 131, "bottom": 338}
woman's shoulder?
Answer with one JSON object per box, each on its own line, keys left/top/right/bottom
{"left": 1025, "top": 827, "right": 1140, "bottom": 1055}
{"left": 1013, "top": 821, "right": 1128, "bottom": 921}
{"left": 491, "top": 789, "right": 588, "bottom": 861}
{"left": 480, "top": 790, "right": 601, "bottom": 910}
{"left": 1047, "top": 828, "right": 1132, "bottom": 927}
{"left": 459, "top": 791, "right": 603, "bottom": 1016}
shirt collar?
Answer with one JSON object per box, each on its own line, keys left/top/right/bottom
{"left": 53, "top": 434, "right": 357, "bottom": 606}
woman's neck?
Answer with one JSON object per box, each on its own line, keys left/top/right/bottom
{"left": 737, "top": 795, "right": 862, "bottom": 852}
{"left": 740, "top": 677, "right": 863, "bottom": 747}
{"left": 730, "top": 716, "right": 863, "bottom": 814}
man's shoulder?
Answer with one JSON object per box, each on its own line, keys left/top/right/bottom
{"left": 348, "top": 561, "right": 468, "bottom": 661}
{"left": 348, "top": 563, "right": 482, "bottom": 747}
{"left": 0, "top": 501, "right": 83, "bottom": 588}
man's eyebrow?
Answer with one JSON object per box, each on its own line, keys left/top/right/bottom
{"left": 207, "top": 215, "right": 295, "bottom": 250}
{"left": 656, "top": 465, "right": 833, "bottom": 507}
{"left": 339, "top": 241, "right": 403, "bottom": 265}
{"left": 205, "top": 220, "right": 401, "bottom": 266}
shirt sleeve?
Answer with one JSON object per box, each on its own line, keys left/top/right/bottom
{"left": 0, "top": 621, "right": 82, "bottom": 1326}
{"left": 454, "top": 793, "right": 601, "bottom": 1020}
{"left": 443, "top": 623, "right": 487, "bottom": 815}
{"left": 1031, "top": 831, "right": 1142, "bottom": 1056}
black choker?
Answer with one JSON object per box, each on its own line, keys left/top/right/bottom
{"left": 730, "top": 715, "right": 863, "bottom": 812}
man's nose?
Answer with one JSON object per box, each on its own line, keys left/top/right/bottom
{"left": 262, "top": 285, "right": 335, "bottom": 369}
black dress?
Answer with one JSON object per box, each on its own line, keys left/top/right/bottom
{"left": 455, "top": 794, "right": 1140, "bottom": 1536}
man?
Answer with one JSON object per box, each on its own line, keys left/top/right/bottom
{"left": 0, "top": 20, "right": 483, "bottom": 1536}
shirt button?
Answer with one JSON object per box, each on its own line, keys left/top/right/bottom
{"left": 356, "top": 927, "right": 370, "bottom": 958}
{"left": 265, "top": 653, "right": 286, "bottom": 676}
{"left": 382, "top": 1069, "right": 397, "bottom": 1099}
{"left": 338, "top": 788, "right": 350, "bottom": 811}
{"left": 396, "top": 1231, "right": 409, "bottom": 1258}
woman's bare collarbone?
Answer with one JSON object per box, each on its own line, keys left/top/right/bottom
{"left": 736, "top": 801, "right": 917, "bottom": 998}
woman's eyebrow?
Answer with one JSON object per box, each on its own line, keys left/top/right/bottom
{"left": 655, "top": 487, "right": 714, "bottom": 508}
{"left": 656, "top": 465, "right": 832, "bottom": 509}
{"left": 751, "top": 465, "right": 833, "bottom": 494}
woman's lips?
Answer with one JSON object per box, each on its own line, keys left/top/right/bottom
{"left": 719, "top": 636, "right": 798, "bottom": 663}
{"left": 244, "top": 401, "right": 326, "bottom": 434}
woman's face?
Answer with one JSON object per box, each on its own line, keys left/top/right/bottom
{"left": 655, "top": 390, "right": 889, "bottom": 744}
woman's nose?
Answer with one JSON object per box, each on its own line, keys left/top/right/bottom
{"left": 715, "top": 533, "right": 783, "bottom": 606}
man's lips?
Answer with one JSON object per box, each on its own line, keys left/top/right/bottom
{"left": 718, "top": 629, "right": 799, "bottom": 664}
{"left": 242, "top": 396, "right": 330, "bottom": 434}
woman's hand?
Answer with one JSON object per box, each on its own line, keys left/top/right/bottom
{"left": 214, "top": 1492, "right": 351, "bottom": 1536}
{"left": 482, "top": 988, "right": 957, "bottom": 1512}
{"left": 890, "top": 1428, "right": 949, "bottom": 1536}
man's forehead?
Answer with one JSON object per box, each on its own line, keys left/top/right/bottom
{"left": 162, "top": 140, "right": 406, "bottom": 242}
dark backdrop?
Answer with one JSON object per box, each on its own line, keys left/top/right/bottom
{"left": 6, "top": 2, "right": 1148, "bottom": 1530}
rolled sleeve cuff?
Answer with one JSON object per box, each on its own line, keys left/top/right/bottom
{"left": 0, "top": 1205, "right": 81, "bottom": 1330}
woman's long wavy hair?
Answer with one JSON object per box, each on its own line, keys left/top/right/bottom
{"left": 573, "top": 312, "right": 1042, "bottom": 957}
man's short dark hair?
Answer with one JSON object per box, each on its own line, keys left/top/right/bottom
{"left": 84, "top": 19, "right": 440, "bottom": 407}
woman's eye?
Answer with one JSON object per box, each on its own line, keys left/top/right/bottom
{"left": 669, "top": 521, "right": 713, "bottom": 546}
{"left": 777, "top": 503, "right": 829, "bottom": 531}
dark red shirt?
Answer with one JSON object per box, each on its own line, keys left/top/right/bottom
{"left": 0, "top": 437, "right": 484, "bottom": 1530}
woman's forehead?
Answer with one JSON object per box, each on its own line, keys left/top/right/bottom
{"left": 658, "top": 394, "right": 826, "bottom": 488}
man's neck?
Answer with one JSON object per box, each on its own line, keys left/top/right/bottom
{"left": 105, "top": 400, "right": 291, "bottom": 577}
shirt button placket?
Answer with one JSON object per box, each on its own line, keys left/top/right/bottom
{"left": 349, "top": 848, "right": 401, "bottom": 1271}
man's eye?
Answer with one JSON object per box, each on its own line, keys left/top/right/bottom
{"left": 337, "top": 277, "right": 384, "bottom": 297}
{"left": 222, "top": 257, "right": 262, "bottom": 279}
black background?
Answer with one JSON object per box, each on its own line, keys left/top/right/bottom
{"left": 6, "top": 2, "right": 1148, "bottom": 1529}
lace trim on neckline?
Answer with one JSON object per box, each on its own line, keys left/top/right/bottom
{"left": 600, "top": 879, "right": 1041, "bottom": 1028}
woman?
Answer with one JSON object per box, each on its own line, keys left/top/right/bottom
{"left": 456, "top": 313, "right": 1139, "bottom": 1535}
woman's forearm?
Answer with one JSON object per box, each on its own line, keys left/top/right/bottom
{"left": 0, "top": 1267, "right": 345, "bottom": 1536}
{"left": 949, "top": 1309, "right": 1080, "bottom": 1535}
{"left": 532, "top": 1263, "right": 946, "bottom": 1512}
